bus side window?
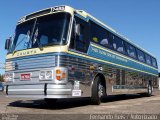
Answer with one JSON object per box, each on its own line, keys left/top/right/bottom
{"left": 69, "top": 16, "right": 89, "bottom": 53}
{"left": 145, "top": 54, "right": 152, "bottom": 65}
{"left": 75, "top": 24, "right": 85, "bottom": 52}
{"left": 90, "top": 21, "right": 112, "bottom": 48}
{"left": 112, "top": 35, "right": 125, "bottom": 54}
{"left": 151, "top": 57, "right": 157, "bottom": 68}
{"left": 137, "top": 49, "right": 145, "bottom": 62}
{"left": 125, "top": 42, "right": 137, "bottom": 59}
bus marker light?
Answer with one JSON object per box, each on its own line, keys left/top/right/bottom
{"left": 56, "top": 76, "right": 61, "bottom": 81}
{"left": 56, "top": 70, "right": 61, "bottom": 74}
{"left": 62, "top": 73, "right": 66, "bottom": 78}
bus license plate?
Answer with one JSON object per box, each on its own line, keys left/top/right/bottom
{"left": 72, "top": 90, "right": 81, "bottom": 96}
{"left": 21, "top": 74, "right": 31, "bottom": 80}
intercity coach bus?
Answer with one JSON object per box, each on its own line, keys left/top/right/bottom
{"left": 4, "top": 5, "right": 158, "bottom": 105}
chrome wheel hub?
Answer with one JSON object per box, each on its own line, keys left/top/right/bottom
{"left": 98, "top": 84, "right": 103, "bottom": 98}
{"left": 148, "top": 85, "right": 152, "bottom": 94}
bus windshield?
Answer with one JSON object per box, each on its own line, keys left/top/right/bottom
{"left": 10, "top": 12, "right": 71, "bottom": 52}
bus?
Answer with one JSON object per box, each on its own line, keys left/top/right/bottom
{"left": 4, "top": 5, "right": 158, "bottom": 105}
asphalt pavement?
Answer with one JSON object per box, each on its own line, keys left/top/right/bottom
{"left": 0, "top": 90, "right": 160, "bottom": 120}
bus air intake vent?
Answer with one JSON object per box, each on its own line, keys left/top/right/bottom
{"left": 26, "top": 8, "right": 51, "bottom": 20}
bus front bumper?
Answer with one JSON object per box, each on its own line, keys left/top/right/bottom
{"left": 4, "top": 83, "right": 77, "bottom": 98}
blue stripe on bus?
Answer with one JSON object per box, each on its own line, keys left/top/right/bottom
{"left": 66, "top": 51, "right": 158, "bottom": 76}
{"left": 87, "top": 45, "right": 158, "bottom": 75}
{"left": 7, "top": 48, "right": 158, "bottom": 75}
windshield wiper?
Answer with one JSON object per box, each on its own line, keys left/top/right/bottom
{"left": 33, "top": 28, "right": 43, "bottom": 50}
{"left": 27, "top": 18, "right": 37, "bottom": 49}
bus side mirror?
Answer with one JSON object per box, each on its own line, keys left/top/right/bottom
{"left": 75, "top": 24, "right": 80, "bottom": 36}
{"left": 5, "top": 37, "right": 12, "bottom": 50}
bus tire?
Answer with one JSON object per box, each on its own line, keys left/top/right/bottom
{"left": 44, "top": 98, "right": 57, "bottom": 105}
{"left": 146, "top": 82, "right": 153, "bottom": 97}
{"left": 91, "top": 76, "right": 105, "bottom": 105}
{"left": 140, "top": 82, "right": 153, "bottom": 97}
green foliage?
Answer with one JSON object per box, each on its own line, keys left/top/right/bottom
{"left": 0, "top": 74, "right": 4, "bottom": 82}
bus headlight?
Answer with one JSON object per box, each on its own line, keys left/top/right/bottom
{"left": 5, "top": 73, "right": 14, "bottom": 82}
{"left": 39, "top": 71, "right": 45, "bottom": 80}
{"left": 39, "top": 71, "right": 53, "bottom": 80}
{"left": 39, "top": 68, "right": 67, "bottom": 82}
{"left": 45, "top": 71, "right": 53, "bottom": 79}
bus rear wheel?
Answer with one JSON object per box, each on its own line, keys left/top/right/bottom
{"left": 91, "top": 76, "right": 105, "bottom": 105}
{"left": 140, "top": 82, "right": 153, "bottom": 97}
{"left": 146, "top": 82, "right": 153, "bottom": 97}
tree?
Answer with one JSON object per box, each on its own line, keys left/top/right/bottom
{"left": 0, "top": 74, "right": 4, "bottom": 82}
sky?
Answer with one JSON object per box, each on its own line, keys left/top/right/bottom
{"left": 0, "top": 0, "right": 160, "bottom": 74}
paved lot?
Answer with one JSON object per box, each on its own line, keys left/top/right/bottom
{"left": 0, "top": 90, "right": 160, "bottom": 119}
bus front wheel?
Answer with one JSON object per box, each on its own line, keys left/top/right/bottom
{"left": 91, "top": 76, "right": 105, "bottom": 105}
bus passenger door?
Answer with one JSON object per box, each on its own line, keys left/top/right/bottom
{"left": 68, "top": 15, "right": 91, "bottom": 97}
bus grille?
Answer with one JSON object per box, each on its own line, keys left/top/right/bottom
{"left": 6, "top": 55, "right": 56, "bottom": 71}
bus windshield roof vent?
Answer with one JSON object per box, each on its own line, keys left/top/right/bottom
{"left": 26, "top": 8, "right": 51, "bottom": 20}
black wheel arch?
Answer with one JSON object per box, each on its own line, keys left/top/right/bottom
{"left": 91, "top": 73, "right": 106, "bottom": 95}
{"left": 148, "top": 80, "right": 152, "bottom": 86}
